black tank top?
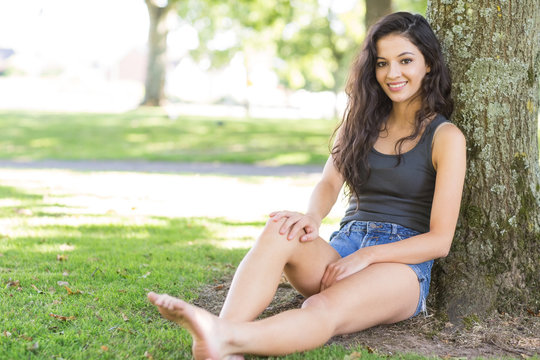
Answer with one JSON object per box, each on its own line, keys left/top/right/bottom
{"left": 340, "top": 114, "right": 449, "bottom": 233}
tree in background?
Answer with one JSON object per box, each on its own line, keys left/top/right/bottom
{"left": 142, "top": 0, "right": 180, "bottom": 106}
{"left": 141, "top": 0, "right": 429, "bottom": 108}
{"left": 365, "top": 0, "right": 392, "bottom": 29}
{"left": 142, "top": 0, "right": 292, "bottom": 107}
{"left": 427, "top": 0, "right": 539, "bottom": 321}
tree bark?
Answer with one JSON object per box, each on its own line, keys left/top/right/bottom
{"left": 142, "top": 0, "right": 172, "bottom": 106}
{"left": 426, "top": 1, "right": 540, "bottom": 322}
{"left": 365, "top": 0, "right": 392, "bottom": 30}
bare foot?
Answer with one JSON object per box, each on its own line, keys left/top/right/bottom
{"left": 148, "top": 292, "right": 234, "bottom": 360}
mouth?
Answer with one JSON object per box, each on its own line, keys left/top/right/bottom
{"left": 387, "top": 81, "right": 407, "bottom": 91}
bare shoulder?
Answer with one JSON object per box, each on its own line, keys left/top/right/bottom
{"left": 433, "top": 122, "right": 466, "bottom": 149}
{"left": 432, "top": 122, "right": 466, "bottom": 170}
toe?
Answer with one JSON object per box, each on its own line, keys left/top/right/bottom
{"left": 147, "top": 292, "right": 160, "bottom": 304}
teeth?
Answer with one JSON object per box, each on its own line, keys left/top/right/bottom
{"left": 388, "top": 82, "right": 406, "bottom": 88}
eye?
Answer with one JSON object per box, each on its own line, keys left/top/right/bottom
{"left": 401, "top": 58, "right": 413, "bottom": 64}
{"left": 376, "top": 61, "right": 386, "bottom": 68}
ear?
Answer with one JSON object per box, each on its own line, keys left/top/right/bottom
{"left": 426, "top": 64, "right": 431, "bottom": 74}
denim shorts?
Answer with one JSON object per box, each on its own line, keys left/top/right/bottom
{"left": 329, "top": 220, "right": 433, "bottom": 317}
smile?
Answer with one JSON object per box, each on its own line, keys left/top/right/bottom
{"left": 387, "top": 81, "right": 407, "bottom": 90}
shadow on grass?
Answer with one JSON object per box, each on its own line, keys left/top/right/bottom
{"left": 0, "top": 109, "right": 335, "bottom": 165}
{"left": 0, "top": 185, "right": 256, "bottom": 359}
{"left": 0, "top": 184, "right": 43, "bottom": 200}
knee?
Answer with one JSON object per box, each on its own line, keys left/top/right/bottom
{"left": 252, "top": 218, "right": 304, "bottom": 255}
{"left": 257, "top": 218, "right": 288, "bottom": 243}
{"left": 301, "top": 294, "right": 336, "bottom": 331}
{"left": 301, "top": 293, "right": 330, "bottom": 312}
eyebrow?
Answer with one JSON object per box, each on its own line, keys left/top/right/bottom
{"left": 376, "top": 51, "right": 416, "bottom": 59}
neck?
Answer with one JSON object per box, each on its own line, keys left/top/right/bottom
{"left": 388, "top": 99, "right": 422, "bottom": 127}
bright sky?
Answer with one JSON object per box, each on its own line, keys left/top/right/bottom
{"left": 0, "top": 0, "right": 149, "bottom": 65}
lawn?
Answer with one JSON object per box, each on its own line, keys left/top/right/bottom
{"left": 2, "top": 110, "right": 536, "bottom": 359}
{"left": 0, "top": 109, "right": 337, "bottom": 166}
{"left": 0, "top": 183, "right": 244, "bottom": 359}
{"left": 0, "top": 177, "right": 396, "bottom": 360}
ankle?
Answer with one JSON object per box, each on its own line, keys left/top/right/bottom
{"left": 220, "top": 320, "right": 245, "bottom": 355}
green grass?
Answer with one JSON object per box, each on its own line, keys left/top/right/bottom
{"left": 0, "top": 182, "right": 434, "bottom": 360}
{"left": 3, "top": 109, "right": 533, "bottom": 359}
{"left": 0, "top": 109, "right": 337, "bottom": 166}
{"left": 0, "top": 184, "right": 251, "bottom": 359}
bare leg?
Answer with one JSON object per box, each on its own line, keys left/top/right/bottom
{"left": 148, "top": 262, "right": 421, "bottom": 359}
{"left": 219, "top": 218, "right": 340, "bottom": 321}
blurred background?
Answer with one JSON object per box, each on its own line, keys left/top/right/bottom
{"left": 0, "top": 0, "right": 427, "bottom": 119}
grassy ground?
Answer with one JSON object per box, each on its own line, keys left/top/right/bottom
{"left": 1, "top": 110, "right": 537, "bottom": 359}
{"left": 0, "top": 181, "right": 411, "bottom": 360}
{"left": 0, "top": 109, "right": 337, "bottom": 166}
{"left": 0, "top": 184, "right": 245, "bottom": 359}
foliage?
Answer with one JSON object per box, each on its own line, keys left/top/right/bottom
{"left": 394, "top": 0, "right": 427, "bottom": 15}
{"left": 172, "top": 0, "right": 429, "bottom": 94}
{"left": 275, "top": 1, "right": 363, "bottom": 92}
{"left": 176, "top": 0, "right": 292, "bottom": 69}
{"left": 0, "top": 109, "right": 337, "bottom": 165}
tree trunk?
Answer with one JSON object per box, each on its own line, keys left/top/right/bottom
{"left": 365, "top": 0, "right": 392, "bottom": 30}
{"left": 142, "top": 0, "right": 172, "bottom": 106}
{"left": 426, "top": 1, "right": 540, "bottom": 322}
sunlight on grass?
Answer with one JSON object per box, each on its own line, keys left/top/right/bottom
{"left": 212, "top": 239, "right": 254, "bottom": 249}
{"left": 0, "top": 168, "right": 346, "bottom": 222}
{"left": 0, "top": 220, "right": 82, "bottom": 239}
{"left": 143, "top": 141, "right": 177, "bottom": 152}
{"left": 32, "top": 243, "right": 76, "bottom": 253}
{"left": 0, "top": 198, "right": 22, "bottom": 207}
{"left": 258, "top": 152, "right": 312, "bottom": 166}
{"left": 125, "top": 133, "right": 148, "bottom": 142}
{"left": 210, "top": 224, "right": 261, "bottom": 249}
{"left": 0, "top": 171, "right": 352, "bottom": 359}
{"left": 0, "top": 110, "right": 337, "bottom": 165}
{"left": 29, "top": 137, "right": 58, "bottom": 148}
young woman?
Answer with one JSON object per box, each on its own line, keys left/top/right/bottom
{"left": 148, "top": 12, "right": 466, "bottom": 359}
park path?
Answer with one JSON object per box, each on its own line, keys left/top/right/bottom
{"left": 0, "top": 160, "right": 347, "bottom": 240}
{"left": 0, "top": 159, "right": 323, "bottom": 177}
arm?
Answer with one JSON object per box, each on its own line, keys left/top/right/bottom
{"left": 270, "top": 154, "right": 345, "bottom": 241}
{"left": 321, "top": 124, "right": 466, "bottom": 288}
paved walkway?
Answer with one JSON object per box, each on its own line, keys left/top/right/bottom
{"left": 0, "top": 159, "right": 323, "bottom": 177}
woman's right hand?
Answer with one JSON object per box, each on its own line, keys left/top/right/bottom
{"left": 269, "top": 211, "right": 321, "bottom": 242}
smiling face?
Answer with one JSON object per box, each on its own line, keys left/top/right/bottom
{"left": 375, "top": 33, "right": 430, "bottom": 106}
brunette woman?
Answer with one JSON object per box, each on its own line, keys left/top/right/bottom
{"left": 148, "top": 12, "right": 466, "bottom": 360}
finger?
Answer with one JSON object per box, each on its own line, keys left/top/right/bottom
{"left": 320, "top": 277, "right": 326, "bottom": 292}
{"left": 300, "top": 226, "right": 317, "bottom": 242}
{"left": 319, "top": 268, "right": 328, "bottom": 292}
{"left": 287, "top": 219, "right": 307, "bottom": 240}
{"left": 279, "top": 215, "right": 300, "bottom": 236}
{"left": 335, "top": 264, "right": 355, "bottom": 281}
{"left": 320, "top": 267, "right": 333, "bottom": 292}
{"left": 323, "top": 265, "right": 339, "bottom": 290}
{"left": 271, "top": 212, "right": 288, "bottom": 222}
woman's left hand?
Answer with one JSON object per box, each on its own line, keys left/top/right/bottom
{"left": 320, "top": 249, "right": 373, "bottom": 291}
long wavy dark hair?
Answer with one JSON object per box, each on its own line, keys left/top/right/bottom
{"left": 332, "top": 12, "right": 453, "bottom": 200}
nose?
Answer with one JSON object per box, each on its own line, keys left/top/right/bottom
{"left": 387, "top": 62, "right": 401, "bottom": 79}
